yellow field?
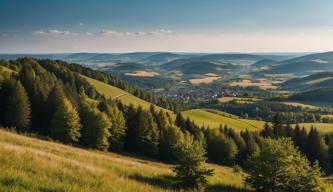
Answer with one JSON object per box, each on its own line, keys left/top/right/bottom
{"left": 218, "top": 97, "right": 262, "bottom": 104}
{"left": 181, "top": 109, "right": 265, "bottom": 131}
{"left": 0, "top": 129, "right": 248, "bottom": 192}
{"left": 229, "top": 79, "right": 278, "bottom": 90}
{"left": 125, "top": 70, "right": 160, "bottom": 77}
{"left": 189, "top": 76, "right": 221, "bottom": 85}
{"left": 297, "top": 123, "right": 333, "bottom": 133}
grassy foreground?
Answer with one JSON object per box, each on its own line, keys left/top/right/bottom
{"left": 0, "top": 129, "right": 248, "bottom": 192}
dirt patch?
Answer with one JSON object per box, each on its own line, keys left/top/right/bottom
{"left": 190, "top": 76, "right": 221, "bottom": 84}
{"left": 125, "top": 71, "right": 160, "bottom": 77}
{"left": 229, "top": 79, "right": 278, "bottom": 90}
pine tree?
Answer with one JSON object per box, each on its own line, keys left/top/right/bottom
{"left": 261, "top": 122, "right": 273, "bottom": 138}
{"left": 205, "top": 129, "right": 238, "bottom": 165}
{"left": 79, "top": 90, "right": 112, "bottom": 150}
{"left": 173, "top": 132, "right": 214, "bottom": 191}
{"left": 46, "top": 82, "right": 66, "bottom": 135}
{"left": 124, "top": 104, "right": 140, "bottom": 151}
{"left": 99, "top": 101, "right": 126, "bottom": 151}
{"left": 49, "top": 98, "right": 81, "bottom": 143}
{"left": 0, "top": 78, "right": 31, "bottom": 131}
{"left": 159, "top": 124, "right": 184, "bottom": 162}
{"left": 137, "top": 107, "right": 160, "bottom": 157}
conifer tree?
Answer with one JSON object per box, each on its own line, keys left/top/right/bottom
{"left": 49, "top": 98, "right": 81, "bottom": 143}
{"left": 0, "top": 78, "right": 31, "bottom": 131}
{"left": 99, "top": 101, "right": 126, "bottom": 151}
{"left": 46, "top": 82, "right": 66, "bottom": 135}
{"left": 79, "top": 89, "right": 111, "bottom": 150}
{"left": 173, "top": 132, "right": 214, "bottom": 191}
{"left": 136, "top": 107, "right": 160, "bottom": 157}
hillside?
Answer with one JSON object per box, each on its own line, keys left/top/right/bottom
{"left": 266, "top": 61, "right": 333, "bottom": 75}
{"left": 290, "top": 88, "right": 333, "bottom": 103}
{"left": 81, "top": 75, "right": 167, "bottom": 111}
{"left": 181, "top": 109, "right": 264, "bottom": 131}
{"left": 0, "top": 129, "right": 247, "bottom": 192}
{"left": 264, "top": 52, "right": 333, "bottom": 75}
{"left": 83, "top": 75, "right": 268, "bottom": 130}
{"left": 282, "top": 72, "right": 333, "bottom": 90}
{"left": 139, "top": 53, "right": 197, "bottom": 65}
{"left": 162, "top": 61, "right": 236, "bottom": 75}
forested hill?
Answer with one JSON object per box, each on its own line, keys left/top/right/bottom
{"left": 1, "top": 58, "right": 333, "bottom": 191}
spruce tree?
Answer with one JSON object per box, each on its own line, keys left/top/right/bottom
{"left": 46, "top": 82, "right": 66, "bottom": 135}
{"left": 99, "top": 101, "right": 126, "bottom": 151}
{"left": 1, "top": 79, "right": 31, "bottom": 131}
{"left": 49, "top": 98, "right": 81, "bottom": 143}
{"left": 159, "top": 124, "right": 184, "bottom": 162}
{"left": 137, "top": 107, "right": 160, "bottom": 157}
{"left": 173, "top": 132, "right": 214, "bottom": 191}
{"left": 79, "top": 89, "right": 112, "bottom": 150}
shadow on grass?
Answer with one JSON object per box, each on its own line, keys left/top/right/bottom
{"left": 206, "top": 184, "right": 251, "bottom": 192}
{"left": 129, "top": 174, "right": 252, "bottom": 192}
{"left": 128, "top": 174, "right": 176, "bottom": 190}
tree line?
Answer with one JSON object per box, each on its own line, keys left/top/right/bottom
{"left": 0, "top": 58, "right": 331, "bottom": 191}
{"left": 204, "top": 99, "right": 333, "bottom": 123}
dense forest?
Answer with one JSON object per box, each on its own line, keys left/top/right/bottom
{"left": 203, "top": 99, "right": 333, "bottom": 123}
{"left": 0, "top": 58, "right": 332, "bottom": 191}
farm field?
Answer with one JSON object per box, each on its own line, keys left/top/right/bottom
{"left": 125, "top": 70, "right": 160, "bottom": 77}
{"left": 189, "top": 76, "right": 221, "bottom": 84}
{"left": 218, "top": 97, "right": 262, "bottom": 104}
{"left": 229, "top": 79, "right": 278, "bottom": 90}
{"left": 181, "top": 109, "right": 265, "bottom": 131}
{"left": 0, "top": 129, "right": 248, "bottom": 192}
{"left": 297, "top": 123, "right": 333, "bottom": 133}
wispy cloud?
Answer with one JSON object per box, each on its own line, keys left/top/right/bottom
{"left": 1, "top": 33, "right": 9, "bottom": 37}
{"left": 101, "top": 28, "right": 172, "bottom": 36}
{"left": 34, "top": 29, "right": 78, "bottom": 36}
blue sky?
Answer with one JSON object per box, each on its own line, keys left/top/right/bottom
{"left": 1, "top": 0, "right": 333, "bottom": 53}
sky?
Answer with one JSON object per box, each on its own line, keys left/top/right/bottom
{"left": 1, "top": 0, "right": 333, "bottom": 53}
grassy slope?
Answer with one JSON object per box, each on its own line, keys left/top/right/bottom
{"left": 82, "top": 75, "right": 170, "bottom": 112}
{"left": 83, "top": 74, "right": 333, "bottom": 133}
{"left": 83, "top": 74, "right": 265, "bottom": 131}
{"left": 0, "top": 129, "right": 248, "bottom": 192}
{"left": 181, "top": 109, "right": 265, "bottom": 132}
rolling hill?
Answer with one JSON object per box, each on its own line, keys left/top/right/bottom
{"left": 81, "top": 75, "right": 166, "bottom": 111}
{"left": 162, "top": 61, "right": 236, "bottom": 75}
{"left": 264, "top": 51, "right": 333, "bottom": 75}
{"left": 181, "top": 109, "right": 265, "bottom": 131}
{"left": 103, "top": 62, "right": 147, "bottom": 72}
{"left": 282, "top": 72, "right": 333, "bottom": 90}
{"left": 289, "top": 88, "right": 333, "bottom": 103}
{"left": 0, "top": 129, "right": 248, "bottom": 192}
{"left": 139, "top": 53, "right": 197, "bottom": 65}
{"left": 83, "top": 73, "right": 333, "bottom": 132}
{"left": 82, "top": 74, "right": 266, "bottom": 131}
